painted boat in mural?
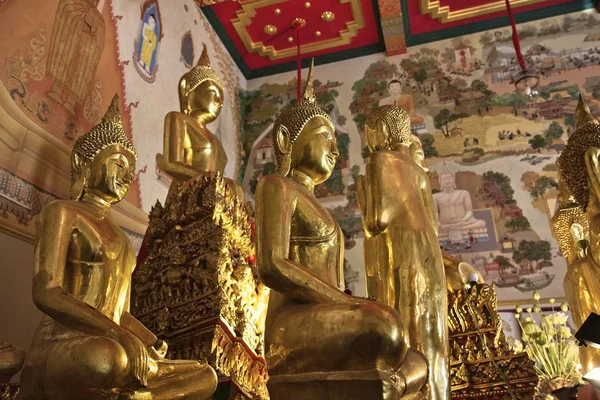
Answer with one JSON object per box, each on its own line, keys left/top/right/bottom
{"left": 493, "top": 274, "right": 522, "bottom": 288}
{"left": 514, "top": 271, "right": 555, "bottom": 292}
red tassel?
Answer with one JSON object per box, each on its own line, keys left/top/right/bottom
{"left": 505, "top": 0, "right": 526, "bottom": 70}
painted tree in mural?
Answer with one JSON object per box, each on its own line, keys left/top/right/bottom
{"left": 529, "top": 134, "right": 547, "bottom": 153}
{"left": 433, "top": 109, "right": 468, "bottom": 137}
{"left": 494, "top": 255, "right": 515, "bottom": 272}
{"left": 512, "top": 240, "right": 553, "bottom": 274}
{"left": 420, "top": 133, "right": 438, "bottom": 157}
{"left": 529, "top": 176, "right": 558, "bottom": 199}
{"left": 350, "top": 60, "right": 398, "bottom": 138}
{"left": 482, "top": 171, "right": 515, "bottom": 205}
{"left": 505, "top": 216, "right": 531, "bottom": 232}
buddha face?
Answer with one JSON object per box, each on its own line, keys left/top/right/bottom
{"left": 365, "top": 118, "right": 390, "bottom": 153}
{"left": 439, "top": 173, "right": 456, "bottom": 190}
{"left": 148, "top": 15, "right": 156, "bottom": 30}
{"left": 188, "top": 80, "right": 223, "bottom": 122}
{"left": 409, "top": 139, "right": 428, "bottom": 172}
{"left": 388, "top": 80, "right": 402, "bottom": 95}
{"left": 291, "top": 116, "right": 338, "bottom": 185}
{"left": 86, "top": 150, "right": 135, "bottom": 203}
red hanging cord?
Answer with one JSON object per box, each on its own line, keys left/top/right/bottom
{"left": 505, "top": 0, "right": 526, "bottom": 70}
{"left": 295, "top": 22, "right": 302, "bottom": 101}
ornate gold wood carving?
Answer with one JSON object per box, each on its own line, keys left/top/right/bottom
{"left": 131, "top": 175, "right": 269, "bottom": 399}
{"left": 448, "top": 284, "right": 539, "bottom": 399}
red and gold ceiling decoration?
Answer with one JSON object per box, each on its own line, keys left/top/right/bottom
{"left": 206, "top": 0, "right": 381, "bottom": 69}
{"left": 408, "top": 0, "right": 578, "bottom": 36}
{"left": 199, "top": 0, "right": 591, "bottom": 78}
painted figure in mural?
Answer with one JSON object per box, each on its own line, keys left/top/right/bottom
{"left": 138, "top": 14, "right": 157, "bottom": 73}
{"left": 378, "top": 80, "right": 424, "bottom": 125}
{"left": 556, "top": 95, "right": 600, "bottom": 375}
{"left": 159, "top": 44, "right": 241, "bottom": 196}
{"left": 46, "top": 0, "right": 105, "bottom": 114}
{"left": 358, "top": 105, "right": 449, "bottom": 400}
{"left": 255, "top": 63, "right": 427, "bottom": 400}
{"left": 18, "top": 96, "right": 218, "bottom": 400}
{"left": 433, "top": 166, "right": 487, "bottom": 235}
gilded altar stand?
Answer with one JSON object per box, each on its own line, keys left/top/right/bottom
{"left": 131, "top": 175, "right": 269, "bottom": 399}
{"left": 448, "top": 284, "right": 538, "bottom": 399}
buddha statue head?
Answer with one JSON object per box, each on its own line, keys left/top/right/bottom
{"left": 364, "top": 105, "right": 411, "bottom": 153}
{"left": 178, "top": 43, "right": 224, "bottom": 123}
{"left": 70, "top": 94, "right": 137, "bottom": 203}
{"left": 409, "top": 134, "right": 428, "bottom": 172}
{"left": 438, "top": 164, "right": 456, "bottom": 190}
{"left": 559, "top": 94, "right": 600, "bottom": 211}
{"left": 272, "top": 60, "right": 337, "bottom": 184}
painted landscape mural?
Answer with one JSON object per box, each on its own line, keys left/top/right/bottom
{"left": 241, "top": 9, "right": 600, "bottom": 303}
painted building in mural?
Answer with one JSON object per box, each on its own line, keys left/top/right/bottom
{"left": 241, "top": 8, "right": 600, "bottom": 304}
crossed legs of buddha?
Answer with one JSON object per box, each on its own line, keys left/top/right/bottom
{"left": 19, "top": 336, "right": 217, "bottom": 400}
{"left": 265, "top": 301, "right": 427, "bottom": 398}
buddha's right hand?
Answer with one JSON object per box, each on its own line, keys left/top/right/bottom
{"left": 115, "top": 328, "right": 150, "bottom": 387}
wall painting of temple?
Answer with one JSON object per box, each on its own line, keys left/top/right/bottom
{"left": 241, "top": 8, "right": 600, "bottom": 305}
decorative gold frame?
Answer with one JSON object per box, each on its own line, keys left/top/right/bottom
{"left": 232, "top": 0, "right": 365, "bottom": 60}
{"left": 419, "top": 0, "right": 546, "bottom": 23}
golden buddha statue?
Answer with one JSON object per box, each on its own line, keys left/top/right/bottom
{"left": 406, "top": 136, "right": 537, "bottom": 398}
{"left": 358, "top": 105, "right": 449, "bottom": 400}
{"left": 134, "top": 44, "right": 267, "bottom": 398}
{"left": 158, "top": 43, "right": 243, "bottom": 198}
{"left": 18, "top": 95, "right": 218, "bottom": 400}
{"left": 556, "top": 95, "right": 600, "bottom": 374}
{"left": 408, "top": 135, "right": 486, "bottom": 288}
{"left": 255, "top": 61, "right": 428, "bottom": 400}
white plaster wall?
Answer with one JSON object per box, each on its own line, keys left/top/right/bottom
{"left": 112, "top": 0, "right": 247, "bottom": 212}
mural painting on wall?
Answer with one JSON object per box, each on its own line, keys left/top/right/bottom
{"left": 133, "top": 0, "right": 163, "bottom": 83}
{"left": 350, "top": 11, "right": 600, "bottom": 304}
{"left": 239, "top": 10, "right": 600, "bottom": 303}
{"left": 0, "top": 0, "right": 142, "bottom": 240}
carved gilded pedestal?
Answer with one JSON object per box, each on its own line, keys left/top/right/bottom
{"left": 131, "top": 176, "right": 269, "bottom": 399}
{"left": 448, "top": 284, "right": 538, "bottom": 399}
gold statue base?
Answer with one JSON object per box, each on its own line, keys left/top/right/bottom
{"left": 132, "top": 175, "right": 269, "bottom": 399}
{"left": 448, "top": 284, "right": 538, "bottom": 399}
{"left": 267, "top": 369, "right": 423, "bottom": 400}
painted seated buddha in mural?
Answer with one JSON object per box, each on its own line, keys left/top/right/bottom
{"left": 255, "top": 62, "right": 427, "bottom": 399}
{"left": 379, "top": 80, "right": 424, "bottom": 126}
{"left": 433, "top": 167, "right": 487, "bottom": 238}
